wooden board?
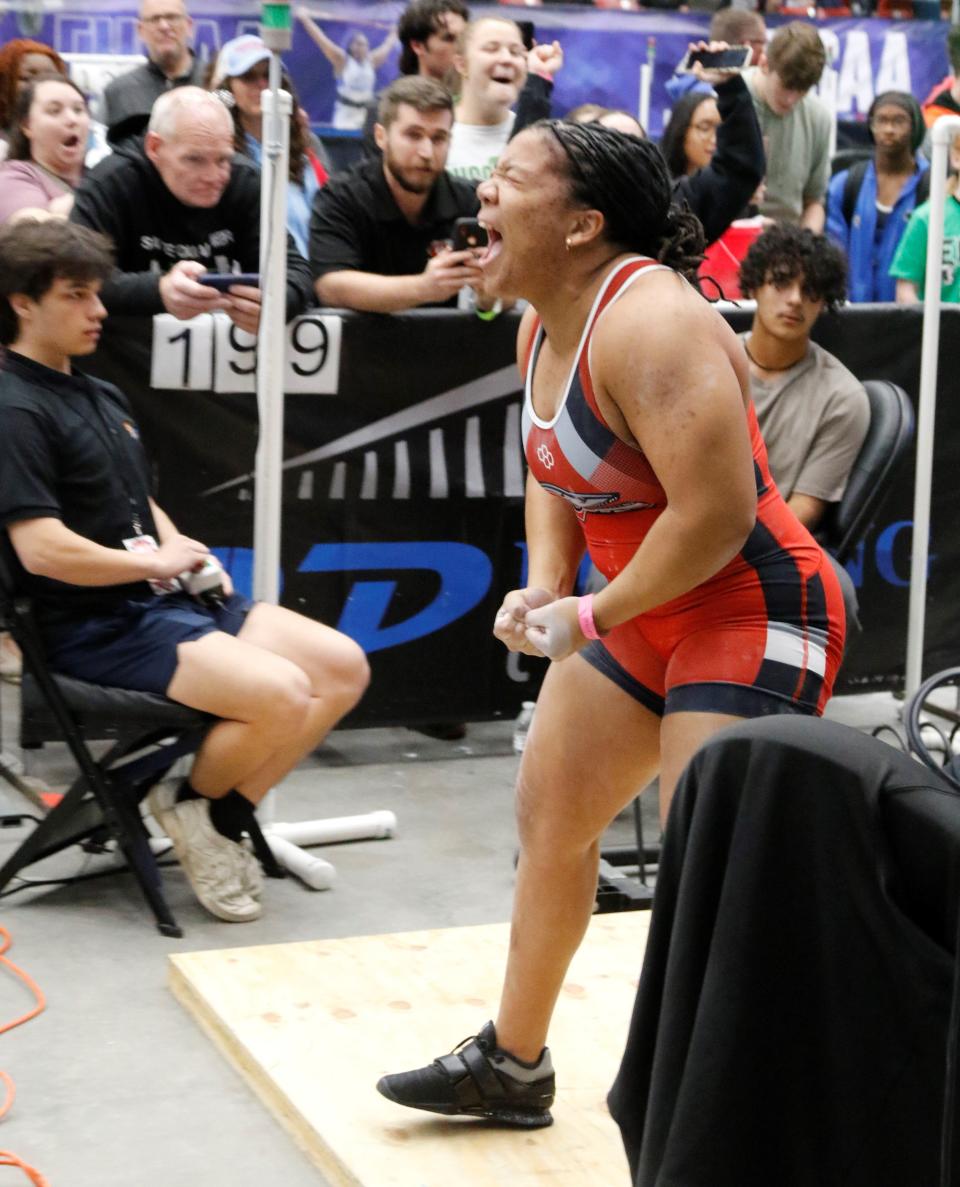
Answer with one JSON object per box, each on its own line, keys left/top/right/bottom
{"left": 169, "top": 913, "right": 651, "bottom": 1186}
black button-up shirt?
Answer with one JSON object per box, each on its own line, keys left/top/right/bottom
{"left": 309, "top": 156, "right": 480, "bottom": 307}
{"left": 0, "top": 352, "right": 157, "bottom": 625}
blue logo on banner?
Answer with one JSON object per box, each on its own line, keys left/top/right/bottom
{"left": 299, "top": 542, "right": 492, "bottom": 653}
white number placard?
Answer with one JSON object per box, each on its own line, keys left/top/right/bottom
{"left": 149, "top": 311, "right": 342, "bottom": 394}
{"left": 150, "top": 313, "right": 215, "bottom": 391}
{"left": 212, "top": 312, "right": 258, "bottom": 393}
{"left": 284, "top": 314, "right": 342, "bottom": 395}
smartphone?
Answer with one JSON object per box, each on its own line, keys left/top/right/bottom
{"left": 678, "top": 45, "right": 751, "bottom": 74}
{"left": 451, "top": 218, "right": 488, "bottom": 252}
{"left": 197, "top": 272, "right": 261, "bottom": 291}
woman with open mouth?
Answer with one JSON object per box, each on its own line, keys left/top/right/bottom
{"left": 0, "top": 74, "right": 91, "bottom": 225}
{"left": 377, "top": 120, "right": 846, "bottom": 1131}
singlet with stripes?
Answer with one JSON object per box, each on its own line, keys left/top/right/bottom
{"left": 521, "top": 255, "right": 825, "bottom": 610}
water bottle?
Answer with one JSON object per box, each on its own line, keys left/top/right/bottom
{"left": 512, "top": 701, "right": 536, "bottom": 754}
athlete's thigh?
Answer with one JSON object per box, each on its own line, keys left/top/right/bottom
{"left": 517, "top": 652, "right": 662, "bottom": 848}
{"left": 658, "top": 710, "right": 744, "bottom": 820}
{"left": 167, "top": 630, "right": 310, "bottom": 720}
{"left": 238, "top": 602, "right": 365, "bottom": 690}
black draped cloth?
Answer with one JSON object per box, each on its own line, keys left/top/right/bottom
{"left": 608, "top": 716, "right": 959, "bottom": 1187}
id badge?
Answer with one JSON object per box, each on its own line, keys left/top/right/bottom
{"left": 122, "top": 533, "right": 179, "bottom": 596}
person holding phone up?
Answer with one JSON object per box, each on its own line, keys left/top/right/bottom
{"left": 310, "top": 76, "right": 500, "bottom": 315}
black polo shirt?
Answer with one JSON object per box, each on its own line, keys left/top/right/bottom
{"left": 0, "top": 352, "right": 158, "bottom": 626}
{"left": 308, "top": 155, "right": 480, "bottom": 307}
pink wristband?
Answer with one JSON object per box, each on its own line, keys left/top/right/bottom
{"left": 577, "top": 594, "right": 605, "bottom": 641}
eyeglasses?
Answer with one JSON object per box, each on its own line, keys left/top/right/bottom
{"left": 869, "top": 114, "right": 912, "bottom": 131}
{"left": 141, "top": 12, "right": 187, "bottom": 26}
{"left": 691, "top": 121, "right": 720, "bottom": 136}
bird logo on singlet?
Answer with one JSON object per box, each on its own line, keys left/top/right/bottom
{"left": 540, "top": 483, "right": 656, "bottom": 520}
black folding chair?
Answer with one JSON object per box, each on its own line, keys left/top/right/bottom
{"left": 0, "top": 543, "right": 281, "bottom": 937}
{"left": 817, "top": 379, "right": 915, "bottom": 566}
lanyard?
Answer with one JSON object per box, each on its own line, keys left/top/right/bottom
{"left": 79, "top": 386, "right": 152, "bottom": 537}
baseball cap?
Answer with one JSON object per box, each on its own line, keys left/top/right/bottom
{"left": 212, "top": 35, "right": 271, "bottom": 86}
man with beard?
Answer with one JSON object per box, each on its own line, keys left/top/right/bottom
{"left": 309, "top": 75, "right": 489, "bottom": 312}
{"left": 102, "top": 0, "right": 206, "bottom": 146}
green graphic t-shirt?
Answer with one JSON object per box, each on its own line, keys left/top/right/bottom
{"left": 889, "top": 192, "right": 960, "bottom": 303}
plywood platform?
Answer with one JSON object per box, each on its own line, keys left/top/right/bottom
{"left": 169, "top": 913, "right": 651, "bottom": 1187}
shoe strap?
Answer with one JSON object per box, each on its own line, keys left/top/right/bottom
{"left": 460, "top": 1040, "right": 506, "bottom": 1102}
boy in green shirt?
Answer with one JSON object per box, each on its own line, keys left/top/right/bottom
{"left": 891, "top": 130, "right": 960, "bottom": 303}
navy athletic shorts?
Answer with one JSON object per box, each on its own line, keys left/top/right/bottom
{"left": 43, "top": 591, "right": 254, "bottom": 696}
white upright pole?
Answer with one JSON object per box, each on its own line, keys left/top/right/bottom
{"left": 904, "top": 114, "right": 960, "bottom": 698}
{"left": 253, "top": 17, "right": 292, "bottom": 607}
{"left": 638, "top": 36, "right": 655, "bottom": 135}
{"left": 638, "top": 64, "right": 652, "bottom": 137}
{"left": 249, "top": 3, "right": 398, "bottom": 887}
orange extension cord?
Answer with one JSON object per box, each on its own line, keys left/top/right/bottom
{"left": 0, "top": 925, "right": 49, "bottom": 1187}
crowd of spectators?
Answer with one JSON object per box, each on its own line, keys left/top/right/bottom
{"left": 1, "top": 4, "right": 956, "bottom": 308}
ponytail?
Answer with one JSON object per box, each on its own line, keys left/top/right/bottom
{"left": 655, "top": 203, "right": 705, "bottom": 286}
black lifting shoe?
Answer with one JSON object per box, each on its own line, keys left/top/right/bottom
{"left": 376, "top": 1021, "right": 555, "bottom": 1128}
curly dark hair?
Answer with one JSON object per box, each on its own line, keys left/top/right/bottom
{"left": 738, "top": 223, "right": 847, "bottom": 311}
{"left": 398, "top": 0, "right": 469, "bottom": 75}
{"left": 540, "top": 119, "right": 705, "bottom": 285}
{"left": 0, "top": 221, "right": 114, "bottom": 346}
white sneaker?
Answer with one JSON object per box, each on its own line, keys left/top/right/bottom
{"left": 237, "top": 841, "right": 264, "bottom": 901}
{"left": 0, "top": 633, "right": 22, "bottom": 685}
{"left": 147, "top": 786, "right": 261, "bottom": 923}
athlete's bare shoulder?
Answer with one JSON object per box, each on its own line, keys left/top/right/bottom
{"left": 593, "top": 268, "right": 746, "bottom": 390}
{"left": 591, "top": 269, "right": 748, "bottom": 422}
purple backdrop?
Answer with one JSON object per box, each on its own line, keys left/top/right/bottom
{"left": 1, "top": 2, "right": 950, "bottom": 138}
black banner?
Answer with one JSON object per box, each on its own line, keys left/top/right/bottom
{"left": 85, "top": 305, "right": 960, "bottom": 726}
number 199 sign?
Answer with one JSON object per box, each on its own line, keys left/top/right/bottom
{"left": 150, "top": 312, "right": 343, "bottom": 396}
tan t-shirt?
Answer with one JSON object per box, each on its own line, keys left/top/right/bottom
{"left": 743, "top": 337, "right": 871, "bottom": 504}
{"left": 745, "top": 69, "right": 832, "bottom": 223}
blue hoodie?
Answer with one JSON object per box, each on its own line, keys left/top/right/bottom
{"left": 826, "top": 158, "right": 929, "bottom": 303}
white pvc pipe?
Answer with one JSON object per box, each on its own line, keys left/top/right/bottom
{"left": 266, "top": 811, "right": 397, "bottom": 847}
{"left": 638, "top": 63, "right": 652, "bottom": 137}
{"left": 266, "top": 834, "right": 337, "bottom": 890}
{"left": 247, "top": 38, "right": 399, "bottom": 866}
{"left": 905, "top": 115, "right": 960, "bottom": 699}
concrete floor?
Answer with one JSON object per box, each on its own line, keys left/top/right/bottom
{"left": 0, "top": 685, "right": 904, "bottom": 1187}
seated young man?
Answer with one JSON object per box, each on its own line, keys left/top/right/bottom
{"left": 738, "top": 224, "right": 870, "bottom": 535}
{"left": 0, "top": 221, "right": 369, "bottom": 923}
{"left": 738, "top": 224, "right": 870, "bottom": 635}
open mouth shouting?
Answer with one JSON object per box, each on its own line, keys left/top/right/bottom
{"left": 478, "top": 222, "right": 503, "bottom": 269}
